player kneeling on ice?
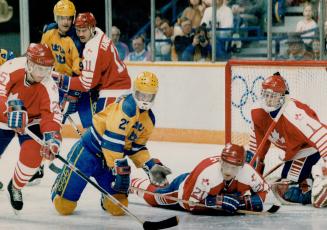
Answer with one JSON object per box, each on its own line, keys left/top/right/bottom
{"left": 132, "top": 144, "right": 270, "bottom": 214}
{"left": 51, "top": 71, "right": 171, "bottom": 216}
{"left": 246, "top": 72, "right": 326, "bottom": 206}
{"left": 0, "top": 43, "right": 62, "bottom": 213}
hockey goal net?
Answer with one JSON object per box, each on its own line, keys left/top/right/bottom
{"left": 225, "top": 60, "right": 327, "bottom": 147}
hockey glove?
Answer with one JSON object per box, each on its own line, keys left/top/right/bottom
{"left": 40, "top": 131, "right": 62, "bottom": 161}
{"left": 239, "top": 194, "right": 263, "bottom": 212}
{"left": 205, "top": 194, "right": 240, "bottom": 214}
{"left": 51, "top": 71, "right": 70, "bottom": 92}
{"left": 61, "top": 90, "right": 81, "bottom": 119}
{"left": 245, "top": 150, "right": 265, "bottom": 174}
{"left": 143, "top": 158, "right": 172, "bottom": 187}
{"left": 111, "top": 158, "right": 131, "bottom": 194}
{"left": 7, "top": 99, "right": 28, "bottom": 134}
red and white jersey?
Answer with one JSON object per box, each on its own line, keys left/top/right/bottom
{"left": 0, "top": 57, "right": 62, "bottom": 133}
{"left": 249, "top": 99, "right": 327, "bottom": 160}
{"left": 178, "top": 155, "right": 269, "bottom": 211}
{"left": 70, "top": 27, "right": 131, "bottom": 98}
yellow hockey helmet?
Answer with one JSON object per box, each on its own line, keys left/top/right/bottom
{"left": 134, "top": 71, "right": 159, "bottom": 94}
{"left": 0, "top": 48, "right": 15, "bottom": 65}
{"left": 133, "top": 71, "right": 159, "bottom": 110}
{"left": 53, "top": 0, "right": 76, "bottom": 18}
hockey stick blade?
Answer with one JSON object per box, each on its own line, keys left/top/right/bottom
{"left": 267, "top": 204, "right": 280, "bottom": 213}
{"left": 143, "top": 216, "right": 179, "bottom": 230}
{"left": 48, "top": 162, "right": 62, "bottom": 174}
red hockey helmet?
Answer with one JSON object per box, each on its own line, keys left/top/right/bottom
{"left": 262, "top": 72, "right": 287, "bottom": 94}
{"left": 74, "top": 12, "right": 96, "bottom": 28}
{"left": 221, "top": 144, "right": 245, "bottom": 166}
{"left": 26, "top": 43, "right": 54, "bottom": 67}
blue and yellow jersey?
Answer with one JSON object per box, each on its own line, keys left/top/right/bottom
{"left": 41, "top": 23, "right": 81, "bottom": 76}
{"left": 81, "top": 94, "right": 155, "bottom": 168}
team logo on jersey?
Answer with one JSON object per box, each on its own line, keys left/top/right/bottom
{"left": 270, "top": 129, "right": 285, "bottom": 148}
{"left": 294, "top": 113, "right": 303, "bottom": 121}
{"left": 251, "top": 173, "right": 256, "bottom": 182}
{"left": 202, "top": 178, "right": 210, "bottom": 186}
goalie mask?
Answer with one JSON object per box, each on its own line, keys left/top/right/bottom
{"left": 261, "top": 72, "right": 288, "bottom": 112}
{"left": 25, "top": 43, "right": 54, "bottom": 85}
{"left": 221, "top": 144, "right": 245, "bottom": 181}
{"left": 133, "top": 71, "right": 159, "bottom": 110}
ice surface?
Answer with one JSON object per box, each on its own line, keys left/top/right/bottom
{"left": 0, "top": 138, "right": 326, "bottom": 229}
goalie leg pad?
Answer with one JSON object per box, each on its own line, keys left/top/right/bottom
{"left": 312, "top": 186, "right": 327, "bottom": 208}
{"left": 312, "top": 178, "right": 327, "bottom": 208}
{"left": 102, "top": 193, "right": 128, "bottom": 216}
{"left": 53, "top": 195, "right": 77, "bottom": 215}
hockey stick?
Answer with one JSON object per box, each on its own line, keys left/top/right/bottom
{"left": 67, "top": 115, "right": 83, "bottom": 136}
{"left": 48, "top": 116, "right": 82, "bottom": 174}
{"left": 263, "top": 162, "right": 284, "bottom": 179}
{"left": 130, "top": 186, "right": 280, "bottom": 215}
{"left": 249, "top": 96, "right": 290, "bottom": 167}
{"left": 25, "top": 128, "right": 179, "bottom": 230}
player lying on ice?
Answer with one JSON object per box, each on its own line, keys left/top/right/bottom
{"left": 51, "top": 71, "right": 172, "bottom": 216}
{"left": 0, "top": 43, "right": 62, "bottom": 213}
{"left": 245, "top": 72, "right": 327, "bottom": 207}
{"left": 131, "top": 144, "right": 270, "bottom": 214}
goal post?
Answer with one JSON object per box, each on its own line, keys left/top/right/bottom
{"left": 225, "top": 60, "right": 327, "bottom": 146}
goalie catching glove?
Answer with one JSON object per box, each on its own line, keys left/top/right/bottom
{"left": 40, "top": 131, "right": 62, "bottom": 161}
{"left": 143, "top": 158, "right": 172, "bottom": 187}
{"left": 7, "top": 99, "right": 28, "bottom": 134}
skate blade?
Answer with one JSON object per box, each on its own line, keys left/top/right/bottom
{"left": 6, "top": 193, "right": 22, "bottom": 215}
{"left": 26, "top": 179, "right": 42, "bottom": 186}
{"left": 13, "top": 209, "right": 21, "bottom": 216}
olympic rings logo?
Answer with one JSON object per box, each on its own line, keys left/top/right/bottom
{"left": 232, "top": 75, "right": 265, "bottom": 124}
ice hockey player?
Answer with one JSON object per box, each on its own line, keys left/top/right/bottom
{"left": 29, "top": 0, "right": 82, "bottom": 184}
{"left": 0, "top": 43, "right": 62, "bottom": 213}
{"left": 41, "top": 0, "right": 81, "bottom": 77}
{"left": 0, "top": 47, "right": 15, "bottom": 190}
{"left": 52, "top": 12, "right": 131, "bottom": 121}
{"left": 51, "top": 71, "right": 171, "bottom": 216}
{"left": 247, "top": 72, "right": 326, "bottom": 205}
{"left": 132, "top": 144, "right": 270, "bottom": 214}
